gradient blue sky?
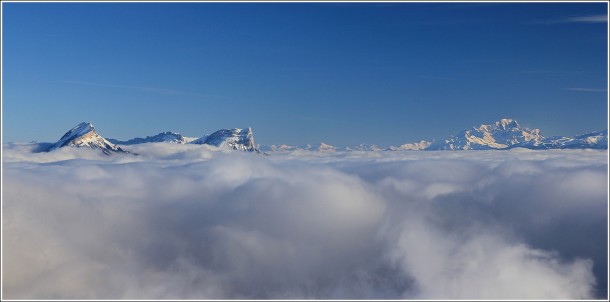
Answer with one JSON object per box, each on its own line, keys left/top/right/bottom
{"left": 2, "top": 2, "right": 608, "bottom": 146}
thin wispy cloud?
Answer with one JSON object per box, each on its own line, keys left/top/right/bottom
{"left": 53, "top": 80, "right": 218, "bottom": 99}
{"left": 528, "top": 14, "right": 608, "bottom": 24}
{"left": 564, "top": 87, "right": 608, "bottom": 92}
{"left": 568, "top": 15, "right": 608, "bottom": 23}
{"left": 515, "top": 70, "right": 592, "bottom": 75}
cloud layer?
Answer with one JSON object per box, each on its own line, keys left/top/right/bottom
{"left": 2, "top": 144, "right": 608, "bottom": 299}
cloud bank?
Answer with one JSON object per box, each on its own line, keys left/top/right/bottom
{"left": 2, "top": 144, "right": 608, "bottom": 299}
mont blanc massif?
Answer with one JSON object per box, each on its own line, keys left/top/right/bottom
{"left": 37, "top": 118, "right": 607, "bottom": 155}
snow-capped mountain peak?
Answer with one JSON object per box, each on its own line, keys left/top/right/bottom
{"left": 426, "top": 118, "right": 545, "bottom": 150}
{"left": 389, "top": 140, "right": 432, "bottom": 151}
{"left": 193, "top": 127, "right": 257, "bottom": 152}
{"left": 312, "top": 142, "right": 336, "bottom": 152}
{"left": 498, "top": 118, "right": 519, "bottom": 130}
{"left": 49, "top": 122, "right": 127, "bottom": 154}
{"left": 57, "top": 122, "right": 95, "bottom": 143}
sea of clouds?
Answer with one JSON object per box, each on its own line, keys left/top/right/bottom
{"left": 2, "top": 143, "right": 608, "bottom": 299}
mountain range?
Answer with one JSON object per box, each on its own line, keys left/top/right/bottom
{"left": 107, "top": 132, "right": 197, "bottom": 145}
{"left": 42, "top": 122, "right": 257, "bottom": 154}
{"left": 107, "top": 127, "right": 257, "bottom": 152}
{"left": 42, "top": 119, "right": 607, "bottom": 155}
{"left": 416, "top": 119, "right": 607, "bottom": 151}
{"left": 259, "top": 118, "right": 607, "bottom": 151}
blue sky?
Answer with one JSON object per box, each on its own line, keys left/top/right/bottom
{"left": 2, "top": 2, "right": 608, "bottom": 146}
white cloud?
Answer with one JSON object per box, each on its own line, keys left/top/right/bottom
{"left": 568, "top": 15, "right": 608, "bottom": 23}
{"left": 388, "top": 219, "right": 595, "bottom": 299}
{"left": 529, "top": 14, "right": 608, "bottom": 24}
{"left": 2, "top": 144, "right": 608, "bottom": 299}
{"left": 565, "top": 88, "right": 607, "bottom": 92}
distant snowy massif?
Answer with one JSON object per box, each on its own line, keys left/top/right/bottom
{"left": 261, "top": 119, "right": 607, "bottom": 152}
{"left": 34, "top": 118, "right": 608, "bottom": 155}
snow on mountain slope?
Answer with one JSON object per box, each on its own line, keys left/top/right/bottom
{"left": 426, "top": 119, "right": 545, "bottom": 150}
{"left": 48, "top": 122, "right": 127, "bottom": 155}
{"left": 515, "top": 130, "right": 608, "bottom": 150}
{"left": 109, "top": 131, "right": 189, "bottom": 145}
{"left": 569, "top": 130, "right": 608, "bottom": 149}
{"left": 189, "top": 135, "right": 209, "bottom": 145}
{"left": 389, "top": 140, "right": 432, "bottom": 151}
{"left": 41, "top": 119, "right": 606, "bottom": 155}
{"left": 258, "top": 142, "right": 339, "bottom": 152}
{"left": 192, "top": 128, "right": 258, "bottom": 152}
{"left": 309, "top": 142, "right": 337, "bottom": 152}
{"left": 344, "top": 144, "right": 385, "bottom": 151}
{"left": 183, "top": 136, "right": 199, "bottom": 143}
{"left": 103, "top": 127, "right": 259, "bottom": 152}
{"left": 258, "top": 144, "right": 297, "bottom": 152}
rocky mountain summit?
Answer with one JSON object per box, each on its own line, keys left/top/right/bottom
{"left": 48, "top": 122, "right": 127, "bottom": 155}
{"left": 191, "top": 128, "right": 257, "bottom": 152}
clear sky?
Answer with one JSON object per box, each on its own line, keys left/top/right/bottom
{"left": 2, "top": 2, "right": 608, "bottom": 146}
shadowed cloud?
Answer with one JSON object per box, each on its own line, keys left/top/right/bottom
{"left": 2, "top": 144, "right": 607, "bottom": 299}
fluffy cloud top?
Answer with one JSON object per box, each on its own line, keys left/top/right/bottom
{"left": 2, "top": 143, "right": 608, "bottom": 299}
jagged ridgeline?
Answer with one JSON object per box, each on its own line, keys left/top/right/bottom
{"left": 259, "top": 118, "right": 607, "bottom": 151}
{"left": 420, "top": 118, "right": 607, "bottom": 150}
{"left": 44, "top": 119, "right": 607, "bottom": 155}
{"left": 46, "top": 122, "right": 258, "bottom": 154}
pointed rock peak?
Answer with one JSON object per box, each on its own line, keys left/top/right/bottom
{"left": 67, "top": 121, "right": 95, "bottom": 135}
{"left": 49, "top": 121, "right": 127, "bottom": 154}
{"left": 315, "top": 142, "right": 336, "bottom": 152}
{"left": 497, "top": 118, "right": 520, "bottom": 129}
{"left": 56, "top": 122, "right": 96, "bottom": 144}
{"left": 76, "top": 121, "right": 94, "bottom": 129}
{"left": 475, "top": 118, "right": 521, "bottom": 132}
{"left": 228, "top": 127, "right": 252, "bottom": 135}
{"left": 196, "top": 127, "right": 257, "bottom": 152}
